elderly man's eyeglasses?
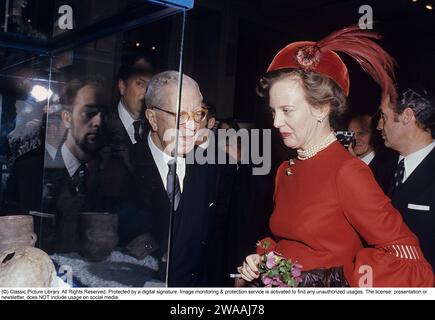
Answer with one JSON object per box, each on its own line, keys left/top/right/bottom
{"left": 152, "top": 106, "right": 208, "bottom": 124}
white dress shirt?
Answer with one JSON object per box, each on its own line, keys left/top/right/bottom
{"left": 118, "top": 100, "right": 140, "bottom": 144}
{"left": 360, "top": 151, "right": 376, "bottom": 165}
{"left": 61, "top": 143, "right": 82, "bottom": 178}
{"left": 45, "top": 143, "right": 58, "bottom": 160}
{"left": 399, "top": 140, "right": 435, "bottom": 183}
{"left": 147, "top": 132, "right": 185, "bottom": 192}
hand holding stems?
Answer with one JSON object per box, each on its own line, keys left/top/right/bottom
{"left": 237, "top": 254, "right": 261, "bottom": 282}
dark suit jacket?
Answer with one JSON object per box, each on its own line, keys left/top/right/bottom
{"left": 106, "top": 109, "right": 134, "bottom": 149}
{"left": 2, "top": 145, "right": 109, "bottom": 253}
{"left": 2, "top": 146, "right": 44, "bottom": 214}
{"left": 116, "top": 140, "right": 219, "bottom": 287}
{"left": 43, "top": 152, "right": 109, "bottom": 253}
{"left": 224, "top": 163, "right": 275, "bottom": 283}
{"left": 103, "top": 108, "right": 147, "bottom": 198}
{"left": 369, "top": 149, "right": 397, "bottom": 195}
{"left": 391, "top": 148, "right": 435, "bottom": 269}
{"left": 197, "top": 130, "right": 277, "bottom": 287}
{"left": 106, "top": 106, "right": 148, "bottom": 154}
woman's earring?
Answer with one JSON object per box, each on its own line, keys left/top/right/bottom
{"left": 318, "top": 117, "right": 323, "bottom": 124}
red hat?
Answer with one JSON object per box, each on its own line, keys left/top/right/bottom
{"left": 267, "top": 25, "right": 397, "bottom": 101}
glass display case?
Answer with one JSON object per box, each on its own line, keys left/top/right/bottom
{"left": 0, "top": 0, "right": 193, "bottom": 287}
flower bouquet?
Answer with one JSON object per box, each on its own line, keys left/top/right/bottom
{"left": 257, "top": 240, "right": 303, "bottom": 287}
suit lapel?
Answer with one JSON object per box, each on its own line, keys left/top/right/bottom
{"left": 108, "top": 110, "right": 134, "bottom": 147}
{"left": 135, "top": 140, "right": 169, "bottom": 205}
{"left": 170, "top": 160, "right": 196, "bottom": 238}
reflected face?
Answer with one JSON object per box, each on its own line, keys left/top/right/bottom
{"left": 207, "top": 117, "right": 216, "bottom": 130}
{"left": 119, "top": 74, "right": 150, "bottom": 115}
{"left": 269, "top": 78, "right": 320, "bottom": 149}
{"left": 348, "top": 117, "right": 373, "bottom": 157}
{"left": 377, "top": 98, "right": 403, "bottom": 150}
{"left": 66, "top": 85, "right": 106, "bottom": 154}
{"left": 219, "top": 122, "right": 230, "bottom": 130}
{"left": 151, "top": 82, "right": 203, "bottom": 155}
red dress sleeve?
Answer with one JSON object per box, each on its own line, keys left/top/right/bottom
{"left": 337, "top": 159, "right": 434, "bottom": 287}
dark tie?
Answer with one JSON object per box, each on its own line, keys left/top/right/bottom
{"left": 74, "top": 164, "right": 88, "bottom": 196}
{"left": 133, "top": 120, "right": 142, "bottom": 143}
{"left": 166, "top": 160, "right": 181, "bottom": 211}
{"left": 392, "top": 158, "right": 405, "bottom": 196}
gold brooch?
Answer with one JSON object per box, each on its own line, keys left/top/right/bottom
{"left": 285, "top": 159, "right": 295, "bottom": 176}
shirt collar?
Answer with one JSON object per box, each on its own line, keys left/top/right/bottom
{"left": 360, "top": 151, "right": 375, "bottom": 165}
{"left": 147, "top": 132, "right": 185, "bottom": 192}
{"left": 61, "top": 143, "right": 82, "bottom": 177}
{"left": 148, "top": 131, "right": 177, "bottom": 165}
{"left": 118, "top": 100, "right": 138, "bottom": 144}
{"left": 45, "top": 143, "right": 58, "bottom": 160}
{"left": 399, "top": 140, "right": 435, "bottom": 181}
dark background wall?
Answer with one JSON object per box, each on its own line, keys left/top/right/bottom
{"left": 182, "top": 0, "right": 435, "bottom": 123}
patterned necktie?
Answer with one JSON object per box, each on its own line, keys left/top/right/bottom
{"left": 166, "top": 160, "right": 181, "bottom": 211}
{"left": 133, "top": 120, "right": 142, "bottom": 143}
{"left": 392, "top": 158, "right": 405, "bottom": 196}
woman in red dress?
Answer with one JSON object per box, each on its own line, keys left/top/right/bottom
{"left": 238, "top": 26, "right": 434, "bottom": 287}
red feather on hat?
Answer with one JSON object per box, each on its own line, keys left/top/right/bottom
{"left": 316, "top": 25, "right": 397, "bottom": 103}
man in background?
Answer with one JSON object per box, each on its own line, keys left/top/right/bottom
{"left": 377, "top": 88, "right": 435, "bottom": 269}
{"left": 348, "top": 113, "right": 396, "bottom": 194}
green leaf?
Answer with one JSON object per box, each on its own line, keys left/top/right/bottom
{"left": 268, "top": 269, "right": 279, "bottom": 277}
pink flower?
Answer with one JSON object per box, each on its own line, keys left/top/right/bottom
{"left": 266, "top": 252, "right": 279, "bottom": 269}
{"left": 292, "top": 267, "right": 302, "bottom": 278}
{"left": 273, "top": 277, "right": 288, "bottom": 287}
{"left": 262, "top": 275, "right": 273, "bottom": 286}
{"left": 256, "top": 248, "right": 303, "bottom": 287}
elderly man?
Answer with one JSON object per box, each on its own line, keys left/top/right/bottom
{"left": 377, "top": 88, "right": 435, "bottom": 269}
{"left": 118, "top": 71, "right": 218, "bottom": 287}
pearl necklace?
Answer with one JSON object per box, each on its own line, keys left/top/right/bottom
{"left": 297, "top": 132, "right": 337, "bottom": 160}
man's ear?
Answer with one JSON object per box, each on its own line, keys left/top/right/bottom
{"left": 207, "top": 117, "right": 216, "bottom": 130}
{"left": 61, "top": 110, "right": 72, "bottom": 129}
{"left": 401, "top": 107, "right": 415, "bottom": 125}
{"left": 145, "top": 108, "right": 158, "bottom": 132}
{"left": 118, "top": 79, "right": 127, "bottom": 96}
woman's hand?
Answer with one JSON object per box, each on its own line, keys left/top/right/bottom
{"left": 237, "top": 254, "right": 261, "bottom": 282}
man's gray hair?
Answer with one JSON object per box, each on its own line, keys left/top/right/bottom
{"left": 145, "top": 71, "right": 202, "bottom": 109}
